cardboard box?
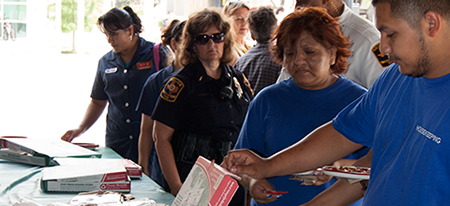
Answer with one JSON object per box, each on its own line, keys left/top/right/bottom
{"left": 0, "top": 137, "right": 101, "bottom": 158}
{"left": 41, "top": 158, "right": 131, "bottom": 192}
{"left": 0, "top": 148, "right": 58, "bottom": 166}
{"left": 171, "top": 156, "right": 240, "bottom": 206}
{"left": 0, "top": 137, "right": 101, "bottom": 166}
{"left": 42, "top": 159, "right": 128, "bottom": 183}
{"left": 122, "top": 159, "right": 142, "bottom": 179}
{"left": 55, "top": 158, "right": 142, "bottom": 179}
{"left": 41, "top": 177, "right": 131, "bottom": 193}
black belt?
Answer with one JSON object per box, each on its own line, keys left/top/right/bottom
{"left": 171, "top": 130, "right": 233, "bottom": 165}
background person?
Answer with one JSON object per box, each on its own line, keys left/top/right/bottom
{"left": 223, "top": 1, "right": 252, "bottom": 65}
{"left": 234, "top": 7, "right": 369, "bottom": 205}
{"left": 277, "top": 0, "right": 392, "bottom": 88}
{"left": 61, "top": 6, "right": 171, "bottom": 163}
{"left": 136, "top": 19, "right": 186, "bottom": 191}
{"left": 151, "top": 8, "right": 253, "bottom": 201}
{"left": 234, "top": 6, "right": 281, "bottom": 95}
{"left": 223, "top": 0, "right": 450, "bottom": 205}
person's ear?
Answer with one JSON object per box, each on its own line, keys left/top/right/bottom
{"left": 127, "top": 25, "right": 134, "bottom": 37}
{"left": 423, "top": 11, "right": 440, "bottom": 38}
{"left": 330, "top": 46, "right": 337, "bottom": 65}
{"left": 170, "top": 38, "right": 178, "bottom": 53}
{"left": 322, "top": 0, "right": 331, "bottom": 6}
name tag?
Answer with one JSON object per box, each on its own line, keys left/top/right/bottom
{"left": 105, "top": 68, "right": 117, "bottom": 74}
{"left": 137, "top": 61, "right": 152, "bottom": 70}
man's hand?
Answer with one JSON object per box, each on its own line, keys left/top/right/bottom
{"left": 222, "top": 149, "right": 270, "bottom": 179}
{"left": 249, "top": 179, "right": 278, "bottom": 204}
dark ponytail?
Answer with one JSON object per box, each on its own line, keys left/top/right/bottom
{"left": 161, "top": 19, "right": 180, "bottom": 47}
{"left": 122, "top": 6, "right": 143, "bottom": 35}
{"left": 161, "top": 20, "right": 186, "bottom": 49}
{"left": 97, "top": 6, "right": 143, "bottom": 36}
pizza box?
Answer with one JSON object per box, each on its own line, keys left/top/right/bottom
{"left": 42, "top": 159, "right": 128, "bottom": 183}
{"left": 171, "top": 156, "right": 241, "bottom": 206}
{"left": 41, "top": 176, "right": 131, "bottom": 193}
{"left": 122, "top": 159, "right": 142, "bottom": 179}
{"left": 0, "top": 137, "right": 101, "bottom": 158}
{"left": 0, "top": 148, "right": 58, "bottom": 166}
{"left": 55, "top": 158, "right": 142, "bottom": 179}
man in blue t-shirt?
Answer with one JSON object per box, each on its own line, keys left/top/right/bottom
{"left": 222, "top": 0, "right": 450, "bottom": 205}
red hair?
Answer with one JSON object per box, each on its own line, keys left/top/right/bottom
{"left": 271, "top": 7, "right": 352, "bottom": 74}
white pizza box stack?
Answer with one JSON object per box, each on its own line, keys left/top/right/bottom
{"left": 171, "top": 156, "right": 240, "bottom": 206}
{"left": 55, "top": 158, "right": 142, "bottom": 179}
{"left": 0, "top": 137, "right": 101, "bottom": 166}
{"left": 41, "top": 158, "right": 130, "bottom": 192}
{"left": 122, "top": 158, "right": 142, "bottom": 178}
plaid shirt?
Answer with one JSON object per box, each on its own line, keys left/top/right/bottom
{"left": 235, "top": 42, "right": 282, "bottom": 95}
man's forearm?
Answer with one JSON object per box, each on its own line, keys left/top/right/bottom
{"left": 266, "top": 122, "right": 363, "bottom": 177}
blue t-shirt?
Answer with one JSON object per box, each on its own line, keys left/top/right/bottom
{"left": 235, "top": 77, "right": 370, "bottom": 206}
{"left": 333, "top": 64, "right": 450, "bottom": 205}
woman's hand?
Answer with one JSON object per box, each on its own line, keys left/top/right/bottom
{"left": 249, "top": 179, "right": 278, "bottom": 204}
{"left": 61, "top": 99, "right": 107, "bottom": 142}
{"left": 61, "top": 128, "right": 83, "bottom": 142}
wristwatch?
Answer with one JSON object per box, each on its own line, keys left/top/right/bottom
{"left": 359, "top": 180, "right": 368, "bottom": 190}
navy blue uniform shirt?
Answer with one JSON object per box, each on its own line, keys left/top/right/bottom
{"left": 152, "top": 61, "right": 253, "bottom": 143}
{"left": 91, "top": 37, "right": 169, "bottom": 162}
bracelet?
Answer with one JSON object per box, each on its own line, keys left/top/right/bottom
{"left": 359, "top": 180, "right": 368, "bottom": 190}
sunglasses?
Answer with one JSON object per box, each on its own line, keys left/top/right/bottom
{"left": 194, "top": 33, "right": 225, "bottom": 45}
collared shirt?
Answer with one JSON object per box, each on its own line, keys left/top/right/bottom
{"left": 152, "top": 61, "right": 253, "bottom": 142}
{"left": 136, "top": 63, "right": 181, "bottom": 116}
{"left": 235, "top": 41, "right": 282, "bottom": 95}
{"left": 91, "top": 37, "right": 170, "bottom": 161}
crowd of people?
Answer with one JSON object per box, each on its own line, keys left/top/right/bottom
{"left": 60, "top": 0, "right": 450, "bottom": 205}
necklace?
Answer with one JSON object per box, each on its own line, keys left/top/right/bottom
{"left": 330, "top": 1, "right": 341, "bottom": 17}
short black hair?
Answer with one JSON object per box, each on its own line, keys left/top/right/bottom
{"left": 248, "top": 6, "right": 277, "bottom": 42}
{"left": 372, "top": 0, "right": 450, "bottom": 31}
{"left": 97, "top": 6, "right": 143, "bottom": 36}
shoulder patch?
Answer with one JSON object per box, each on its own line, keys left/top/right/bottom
{"left": 160, "top": 77, "right": 184, "bottom": 102}
{"left": 137, "top": 61, "right": 153, "bottom": 70}
{"left": 371, "top": 43, "right": 393, "bottom": 68}
{"left": 242, "top": 74, "right": 254, "bottom": 96}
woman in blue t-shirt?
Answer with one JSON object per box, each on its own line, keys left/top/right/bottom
{"left": 233, "top": 7, "right": 370, "bottom": 206}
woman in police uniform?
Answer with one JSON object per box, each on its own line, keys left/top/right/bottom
{"left": 151, "top": 8, "right": 253, "bottom": 198}
{"left": 61, "top": 6, "right": 170, "bottom": 163}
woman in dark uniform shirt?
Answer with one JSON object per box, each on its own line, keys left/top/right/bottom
{"left": 151, "top": 8, "right": 253, "bottom": 198}
{"left": 61, "top": 6, "right": 170, "bottom": 163}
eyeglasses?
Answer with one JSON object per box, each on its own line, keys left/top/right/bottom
{"left": 194, "top": 33, "right": 225, "bottom": 45}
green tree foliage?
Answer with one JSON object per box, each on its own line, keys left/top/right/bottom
{"left": 61, "top": 0, "right": 77, "bottom": 33}
{"left": 60, "top": 0, "right": 102, "bottom": 33}
{"left": 85, "top": 0, "right": 103, "bottom": 32}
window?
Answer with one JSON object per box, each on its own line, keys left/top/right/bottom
{"left": 1, "top": 0, "right": 27, "bottom": 38}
